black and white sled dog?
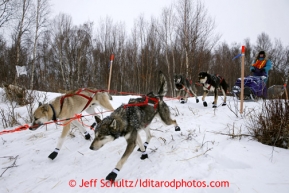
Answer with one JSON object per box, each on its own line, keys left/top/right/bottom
{"left": 174, "top": 74, "right": 199, "bottom": 103}
{"left": 90, "top": 71, "right": 180, "bottom": 181}
{"left": 198, "top": 71, "right": 228, "bottom": 108}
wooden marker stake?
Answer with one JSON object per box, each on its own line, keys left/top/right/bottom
{"left": 107, "top": 54, "right": 114, "bottom": 92}
{"left": 240, "top": 46, "right": 245, "bottom": 114}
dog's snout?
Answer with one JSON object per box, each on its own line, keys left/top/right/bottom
{"left": 89, "top": 146, "right": 94, "bottom": 150}
{"left": 29, "top": 124, "right": 41, "bottom": 130}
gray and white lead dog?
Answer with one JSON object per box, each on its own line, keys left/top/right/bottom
{"left": 174, "top": 74, "right": 199, "bottom": 103}
{"left": 90, "top": 71, "right": 180, "bottom": 181}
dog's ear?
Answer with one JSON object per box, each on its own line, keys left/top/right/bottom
{"left": 41, "top": 104, "right": 49, "bottom": 112}
{"left": 38, "top": 102, "right": 43, "bottom": 107}
{"left": 110, "top": 119, "right": 117, "bottom": 129}
{"left": 94, "top": 116, "right": 102, "bottom": 123}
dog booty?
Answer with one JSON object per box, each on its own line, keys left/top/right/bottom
{"left": 141, "top": 152, "right": 148, "bottom": 160}
{"left": 48, "top": 148, "right": 59, "bottom": 160}
{"left": 106, "top": 168, "right": 119, "bottom": 182}
{"left": 175, "top": 126, "right": 181, "bottom": 131}
{"left": 203, "top": 101, "right": 208, "bottom": 107}
{"left": 180, "top": 98, "right": 186, "bottom": 104}
{"left": 84, "top": 132, "right": 91, "bottom": 140}
{"left": 90, "top": 122, "right": 97, "bottom": 129}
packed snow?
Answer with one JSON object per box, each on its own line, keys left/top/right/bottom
{"left": 0, "top": 88, "right": 288, "bottom": 193}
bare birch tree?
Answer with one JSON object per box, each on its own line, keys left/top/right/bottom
{"left": 30, "top": 0, "right": 50, "bottom": 90}
{"left": 10, "top": 0, "right": 34, "bottom": 87}
{"left": 0, "top": 0, "right": 16, "bottom": 28}
{"left": 175, "top": 0, "right": 219, "bottom": 79}
{"left": 158, "top": 5, "right": 177, "bottom": 96}
{"left": 50, "top": 13, "right": 72, "bottom": 90}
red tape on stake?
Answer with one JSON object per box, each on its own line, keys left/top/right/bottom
{"left": 241, "top": 46, "right": 245, "bottom": 54}
{"left": 110, "top": 54, "right": 114, "bottom": 61}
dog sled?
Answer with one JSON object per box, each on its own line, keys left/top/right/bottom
{"left": 232, "top": 76, "right": 267, "bottom": 100}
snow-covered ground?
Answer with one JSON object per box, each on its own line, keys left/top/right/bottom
{"left": 0, "top": 88, "right": 288, "bottom": 193}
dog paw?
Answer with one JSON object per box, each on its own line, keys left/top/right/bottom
{"left": 106, "top": 169, "right": 119, "bottom": 182}
{"left": 175, "top": 126, "right": 181, "bottom": 131}
{"left": 180, "top": 98, "right": 186, "bottom": 104}
{"left": 222, "top": 103, "right": 226, "bottom": 106}
{"left": 203, "top": 101, "right": 208, "bottom": 107}
{"left": 137, "top": 142, "right": 148, "bottom": 151}
{"left": 196, "top": 99, "right": 199, "bottom": 103}
{"left": 141, "top": 153, "right": 148, "bottom": 160}
{"left": 85, "top": 133, "right": 91, "bottom": 140}
{"left": 48, "top": 152, "right": 58, "bottom": 160}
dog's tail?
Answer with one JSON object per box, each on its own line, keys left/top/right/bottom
{"left": 157, "top": 71, "right": 168, "bottom": 100}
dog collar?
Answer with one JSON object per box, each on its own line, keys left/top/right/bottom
{"left": 49, "top": 104, "right": 57, "bottom": 122}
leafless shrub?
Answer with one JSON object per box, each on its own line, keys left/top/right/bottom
{"left": 0, "top": 100, "right": 21, "bottom": 128}
{"left": 207, "top": 123, "right": 251, "bottom": 140}
{"left": 0, "top": 108, "right": 8, "bottom": 128}
{"left": 226, "top": 97, "right": 253, "bottom": 118}
{"left": 3, "top": 84, "right": 28, "bottom": 106}
{"left": 24, "top": 90, "right": 48, "bottom": 123}
{"left": 170, "top": 106, "right": 181, "bottom": 116}
{"left": 247, "top": 99, "right": 289, "bottom": 149}
{"left": 0, "top": 155, "right": 19, "bottom": 177}
{"left": 158, "top": 137, "right": 167, "bottom": 145}
{"left": 200, "top": 133, "right": 215, "bottom": 148}
{"left": 0, "top": 90, "right": 48, "bottom": 128}
{"left": 188, "top": 106, "right": 198, "bottom": 115}
{"left": 226, "top": 97, "right": 241, "bottom": 118}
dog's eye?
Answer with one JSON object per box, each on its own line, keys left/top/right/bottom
{"left": 34, "top": 117, "right": 38, "bottom": 121}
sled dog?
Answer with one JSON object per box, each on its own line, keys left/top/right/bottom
{"left": 198, "top": 71, "right": 228, "bottom": 108}
{"left": 174, "top": 74, "right": 199, "bottom": 104}
{"left": 29, "top": 88, "right": 114, "bottom": 160}
{"left": 90, "top": 71, "right": 180, "bottom": 181}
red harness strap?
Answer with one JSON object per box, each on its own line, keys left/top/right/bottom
{"left": 217, "top": 75, "right": 224, "bottom": 84}
{"left": 123, "top": 96, "right": 159, "bottom": 109}
{"left": 60, "top": 88, "right": 99, "bottom": 112}
{"left": 206, "top": 84, "right": 212, "bottom": 90}
{"left": 203, "top": 75, "right": 224, "bottom": 90}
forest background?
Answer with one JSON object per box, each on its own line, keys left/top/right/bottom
{"left": 0, "top": 0, "right": 288, "bottom": 97}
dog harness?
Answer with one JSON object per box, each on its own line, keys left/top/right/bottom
{"left": 175, "top": 78, "right": 193, "bottom": 91}
{"left": 202, "top": 75, "right": 224, "bottom": 90}
{"left": 60, "top": 88, "right": 104, "bottom": 112}
{"left": 123, "top": 95, "right": 159, "bottom": 109}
